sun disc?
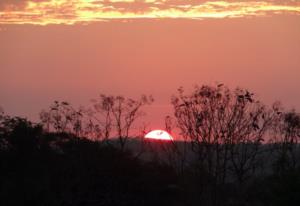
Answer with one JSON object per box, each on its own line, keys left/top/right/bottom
{"left": 144, "top": 130, "right": 173, "bottom": 141}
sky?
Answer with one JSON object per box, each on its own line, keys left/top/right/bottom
{"left": 0, "top": 0, "right": 300, "bottom": 130}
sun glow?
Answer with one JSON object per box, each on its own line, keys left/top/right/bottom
{"left": 0, "top": 0, "right": 299, "bottom": 25}
{"left": 145, "top": 130, "right": 173, "bottom": 141}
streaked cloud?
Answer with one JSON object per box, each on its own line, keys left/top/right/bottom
{"left": 0, "top": 0, "right": 299, "bottom": 25}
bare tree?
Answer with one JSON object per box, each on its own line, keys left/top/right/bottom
{"left": 171, "top": 84, "right": 277, "bottom": 187}
{"left": 161, "top": 115, "right": 190, "bottom": 176}
{"left": 39, "top": 94, "right": 153, "bottom": 146}
{"left": 39, "top": 101, "right": 84, "bottom": 136}
{"left": 89, "top": 95, "right": 114, "bottom": 141}
{"left": 91, "top": 94, "right": 154, "bottom": 150}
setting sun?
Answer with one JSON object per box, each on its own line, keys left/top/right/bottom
{"left": 145, "top": 130, "right": 173, "bottom": 141}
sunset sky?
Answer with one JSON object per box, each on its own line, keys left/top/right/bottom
{"left": 1, "top": 0, "right": 300, "bottom": 129}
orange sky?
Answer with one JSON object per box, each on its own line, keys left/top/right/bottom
{"left": 0, "top": 0, "right": 300, "bottom": 129}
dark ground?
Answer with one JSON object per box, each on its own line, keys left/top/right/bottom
{"left": 1, "top": 119, "right": 300, "bottom": 206}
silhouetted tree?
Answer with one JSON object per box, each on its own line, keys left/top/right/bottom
{"left": 272, "top": 110, "right": 300, "bottom": 174}
{"left": 39, "top": 94, "right": 153, "bottom": 148}
{"left": 90, "top": 94, "right": 154, "bottom": 149}
{"left": 40, "top": 101, "right": 84, "bottom": 136}
{"left": 171, "top": 84, "right": 279, "bottom": 205}
{"left": 0, "top": 109, "right": 10, "bottom": 150}
{"left": 162, "top": 115, "right": 190, "bottom": 176}
{"left": 0, "top": 114, "right": 42, "bottom": 153}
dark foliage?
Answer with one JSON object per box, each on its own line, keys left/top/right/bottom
{"left": 0, "top": 118, "right": 178, "bottom": 206}
{"left": 0, "top": 116, "right": 300, "bottom": 206}
{"left": 1, "top": 85, "right": 300, "bottom": 206}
